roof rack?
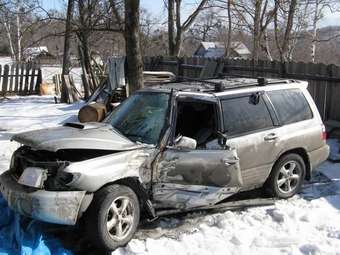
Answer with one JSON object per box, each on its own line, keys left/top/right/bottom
{"left": 161, "top": 75, "right": 292, "bottom": 93}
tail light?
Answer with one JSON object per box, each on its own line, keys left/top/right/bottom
{"left": 321, "top": 124, "right": 327, "bottom": 141}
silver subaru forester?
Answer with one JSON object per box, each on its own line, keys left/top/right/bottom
{"left": 0, "top": 78, "right": 329, "bottom": 250}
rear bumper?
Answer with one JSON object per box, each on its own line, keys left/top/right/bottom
{"left": 308, "top": 144, "right": 330, "bottom": 171}
{"left": 0, "top": 171, "right": 86, "bottom": 225}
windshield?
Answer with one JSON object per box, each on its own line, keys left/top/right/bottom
{"left": 105, "top": 92, "right": 170, "bottom": 144}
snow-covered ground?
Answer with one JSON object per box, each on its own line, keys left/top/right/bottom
{"left": 0, "top": 96, "right": 82, "bottom": 172}
{"left": 0, "top": 56, "right": 14, "bottom": 66}
{"left": 0, "top": 96, "right": 340, "bottom": 255}
{"left": 41, "top": 65, "right": 83, "bottom": 91}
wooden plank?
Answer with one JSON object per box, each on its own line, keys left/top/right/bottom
{"left": 29, "top": 63, "right": 36, "bottom": 93}
{"left": 23, "top": 63, "right": 31, "bottom": 95}
{"left": 19, "top": 63, "right": 25, "bottom": 94}
{"left": 2, "top": 65, "right": 9, "bottom": 95}
{"left": 9, "top": 64, "right": 14, "bottom": 92}
{"left": 0, "top": 65, "right": 2, "bottom": 95}
{"left": 329, "top": 65, "right": 340, "bottom": 121}
{"left": 35, "top": 68, "right": 42, "bottom": 94}
{"left": 14, "top": 63, "right": 19, "bottom": 92}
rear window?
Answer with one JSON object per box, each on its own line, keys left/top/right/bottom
{"left": 267, "top": 89, "right": 313, "bottom": 125}
{"left": 221, "top": 94, "right": 274, "bottom": 136}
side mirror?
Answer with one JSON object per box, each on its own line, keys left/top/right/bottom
{"left": 250, "top": 92, "right": 261, "bottom": 105}
{"left": 175, "top": 135, "right": 197, "bottom": 150}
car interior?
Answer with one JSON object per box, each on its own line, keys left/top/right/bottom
{"left": 175, "top": 100, "right": 218, "bottom": 149}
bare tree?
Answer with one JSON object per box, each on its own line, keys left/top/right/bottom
{"left": 225, "top": 0, "right": 232, "bottom": 57}
{"left": 309, "top": 0, "right": 340, "bottom": 63}
{"left": 0, "top": 0, "right": 37, "bottom": 62}
{"left": 61, "top": 0, "right": 74, "bottom": 103}
{"left": 125, "top": 0, "right": 143, "bottom": 94}
{"left": 230, "top": 0, "right": 277, "bottom": 61}
{"left": 167, "top": 0, "right": 209, "bottom": 56}
{"left": 274, "top": 0, "right": 298, "bottom": 62}
{"left": 188, "top": 8, "right": 222, "bottom": 42}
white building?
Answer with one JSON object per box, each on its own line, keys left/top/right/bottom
{"left": 194, "top": 41, "right": 251, "bottom": 59}
{"left": 23, "top": 46, "right": 49, "bottom": 60}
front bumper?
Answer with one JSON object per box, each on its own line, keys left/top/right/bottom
{"left": 0, "top": 171, "right": 86, "bottom": 225}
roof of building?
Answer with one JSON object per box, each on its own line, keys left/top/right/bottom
{"left": 23, "top": 47, "right": 49, "bottom": 57}
{"left": 195, "top": 41, "right": 251, "bottom": 58}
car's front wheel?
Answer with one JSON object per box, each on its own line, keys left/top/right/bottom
{"left": 86, "top": 184, "right": 140, "bottom": 251}
{"left": 265, "top": 153, "right": 306, "bottom": 198}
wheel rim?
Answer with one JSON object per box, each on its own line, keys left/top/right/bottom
{"left": 106, "top": 196, "right": 135, "bottom": 241}
{"left": 276, "top": 161, "right": 301, "bottom": 194}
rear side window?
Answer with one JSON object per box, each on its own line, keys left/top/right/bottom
{"left": 221, "top": 95, "right": 273, "bottom": 136}
{"left": 267, "top": 89, "right": 313, "bottom": 125}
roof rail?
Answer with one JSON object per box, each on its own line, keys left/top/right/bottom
{"left": 165, "top": 75, "right": 292, "bottom": 92}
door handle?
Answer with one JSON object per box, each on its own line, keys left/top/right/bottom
{"left": 222, "top": 157, "right": 239, "bottom": 166}
{"left": 264, "top": 133, "right": 279, "bottom": 141}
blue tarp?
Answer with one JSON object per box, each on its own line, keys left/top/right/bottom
{"left": 0, "top": 195, "right": 72, "bottom": 255}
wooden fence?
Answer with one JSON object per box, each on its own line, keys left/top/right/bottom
{"left": 0, "top": 63, "right": 42, "bottom": 96}
{"left": 144, "top": 56, "right": 340, "bottom": 122}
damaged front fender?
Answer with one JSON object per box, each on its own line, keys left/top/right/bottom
{"left": 64, "top": 148, "right": 157, "bottom": 192}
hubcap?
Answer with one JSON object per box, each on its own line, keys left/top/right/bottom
{"left": 106, "top": 196, "right": 134, "bottom": 241}
{"left": 276, "top": 161, "right": 301, "bottom": 194}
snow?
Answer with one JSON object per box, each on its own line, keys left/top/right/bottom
{"left": 0, "top": 56, "right": 13, "bottom": 66}
{"left": 0, "top": 96, "right": 340, "bottom": 254}
{"left": 41, "top": 66, "right": 83, "bottom": 91}
{"left": 0, "top": 96, "right": 83, "bottom": 172}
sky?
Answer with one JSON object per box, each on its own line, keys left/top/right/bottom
{"left": 40, "top": 0, "right": 340, "bottom": 28}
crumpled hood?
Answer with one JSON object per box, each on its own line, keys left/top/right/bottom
{"left": 11, "top": 122, "right": 142, "bottom": 152}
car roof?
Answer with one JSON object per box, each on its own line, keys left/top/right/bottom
{"left": 140, "top": 77, "right": 306, "bottom": 95}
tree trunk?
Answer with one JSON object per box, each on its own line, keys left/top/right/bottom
{"left": 224, "top": 0, "right": 232, "bottom": 57}
{"left": 281, "top": 0, "right": 297, "bottom": 62}
{"left": 16, "top": 3, "right": 21, "bottom": 62}
{"left": 4, "top": 22, "right": 15, "bottom": 60}
{"left": 252, "top": 0, "right": 262, "bottom": 61}
{"left": 168, "top": 0, "right": 175, "bottom": 56}
{"left": 311, "top": 0, "right": 319, "bottom": 63}
{"left": 263, "top": 30, "right": 273, "bottom": 61}
{"left": 61, "top": 0, "right": 74, "bottom": 103}
{"left": 174, "top": 0, "right": 182, "bottom": 56}
{"left": 125, "top": 0, "right": 144, "bottom": 95}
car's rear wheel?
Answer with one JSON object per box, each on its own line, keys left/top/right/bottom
{"left": 85, "top": 184, "right": 140, "bottom": 251}
{"left": 265, "top": 153, "right": 306, "bottom": 198}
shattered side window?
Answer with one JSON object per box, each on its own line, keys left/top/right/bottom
{"left": 106, "top": 92, "right": 170, "bottom": 144}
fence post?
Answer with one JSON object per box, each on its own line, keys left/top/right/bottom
{"left": 2, "top": 65, "right": 9, "bottom": 96}
{"left": 35, "top": 68, "right": 42, "bottom": 94}
{"left": 177, "top": 57, "right": 184, "bottom": 79}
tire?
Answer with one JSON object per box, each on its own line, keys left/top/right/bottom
{"left": 85, "top": 184, "right": 140, "bottom": 251}
{"left": 265, "top": 153, "right": 306, "bottom": 199}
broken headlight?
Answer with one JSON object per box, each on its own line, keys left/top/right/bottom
{"left": 18, "top": 167, "right": 48, "bottom": 188}
{"left": 44, "top": 170, "right": 81, "bottom": 191}
{"left": 56, "top": 171, "right": 81, "bottom": 186}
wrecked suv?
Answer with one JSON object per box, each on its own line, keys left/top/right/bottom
{"left": 0, "top": 78, "right": 329, "bottom": 250}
